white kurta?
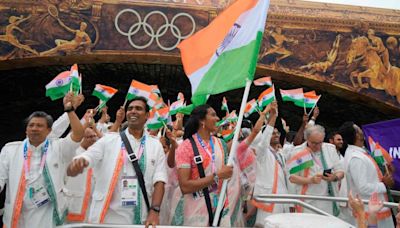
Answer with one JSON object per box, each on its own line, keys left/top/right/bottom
{"left": 252, "top": 125, "right": 289, "bottom": 226}
{"left": 75, "top": 130, "right": 167, "bottom": 224}
{"left": 65, "top": 146, "right": 94, "bottom": 223}
{"left": 344, "top": 145, "right": 394, "bottom": 228}
{"left": 0, "top": 135, "right": 80, "bottom": 228}
{"left": 288, "top": 142, "right": 343, "bottom": 215}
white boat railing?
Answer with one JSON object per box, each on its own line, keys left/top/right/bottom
{"left": 255, "top": 194, "right": 399, "bottom": 208}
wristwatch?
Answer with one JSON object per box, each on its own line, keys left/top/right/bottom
{"left": 150, "top": 206, "right": 160, "bottom": 213}
{"left": 64, "top": 106, "right": 75, "bottom": 113}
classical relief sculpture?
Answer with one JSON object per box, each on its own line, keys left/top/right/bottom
{"left": 347, "top": 36, "right": 400, "bottom": 102}
{"left": 300, "top": 34, "right": 341, "bottom": 74}
{"left": 367, "top": 29, "right": 390, "bottom": 72}
{"left": 259, "top": 26, "right": 298, "bottom": 65}
{"left": 0, "top": 15, "right": 38, "bottom": 55}
{"left": 40, "top": 6, "right": 92, "bottom": 56}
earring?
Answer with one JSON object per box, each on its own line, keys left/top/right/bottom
{"left": 202, "top": 123, "right": 205, "bottom": 129}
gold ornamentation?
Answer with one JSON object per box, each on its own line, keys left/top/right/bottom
{"left": 0, "top": 15, "right": 38, "bottom": 55}
{"left": 300, "top": 34, "right": 341, "bottom": 74}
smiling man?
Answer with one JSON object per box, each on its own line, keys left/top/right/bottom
{"left": 67, "top": 96, "right": 167, "bottom": 226}
{"left": 0, "top": 92, "right": 84, "bottom": 228}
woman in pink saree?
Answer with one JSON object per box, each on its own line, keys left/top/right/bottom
{"left": 174, "top": 105, "right": 233, "bottom": 226}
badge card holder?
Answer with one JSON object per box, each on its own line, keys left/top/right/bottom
{"left": 121, "top": 176, "right": 138, "bottom": 207}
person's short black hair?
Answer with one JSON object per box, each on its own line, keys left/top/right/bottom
{"left": 128, "top": 96, "right": 150, "bottom": 112}
{"left": 25, "top": 111, "right": 53, "bottom": 128}
{"left": 285, "top": 131, "right": 297, "bottom": 143}
{"left": 327, "top": 131, "right": 340, "bottom": 141}
{"left": 241, "top": 119, "right": 253, "bottom": 129}
{"left": 338, "top": 121, "right": 356, "bottom": 145}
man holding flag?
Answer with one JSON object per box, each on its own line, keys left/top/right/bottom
{"left": 0, "top": 92, "right": 84, "bottom": 228}
{"left": 288, "top": 125, "right": 344, "bottom": 216}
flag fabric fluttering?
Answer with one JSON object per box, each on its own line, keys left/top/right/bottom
{"left": 280, "top": 88, "right": 304, "bottom": 105}
{"left": 126, "top": 80, "right": 161, "bottom": 107}
{"left": 286, "top": 148, "right": 314, "bottom": 174}
{"left": 217, "top": 110, "right": 238, "bottom": 127}
{"left": 178, "top": 0, "right": 270, "bottom": 105}
{"left": 221, "top": 96, "right": 229, "bottom": 113}
{"left": 294, "top": 90, "right": 321, "bottom": 108}
{"left": 147, "top": 106, "right": 170, "bottom": 130}
{"left": 244, "top": 98, "right": 259, "bottom": 117}
{"left": 92, "top": 84, "right": 118, "bottom": 102}
{"left": 368, "top": 136, "right": 393, "bottom": 166}
{"left": 253, "top": 76, "right": 272, "bottom": 87}
{"left": 169, "top": 99, "right": 185, "bottom": 116}
{"left": 221, "top": 128, "right": 235, "bottom": 142}
{"left": 69, "top": 64, "right": 81, "bottom": 93}
{"left": 258, "top": 85, "right": 275, "bottom": 108}
{"left": 45, "top": 64, "right": 81, "bottom": 101}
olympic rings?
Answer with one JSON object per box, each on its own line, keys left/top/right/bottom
{"left": 114, "top": 9, "right": 196, "bottom": 51}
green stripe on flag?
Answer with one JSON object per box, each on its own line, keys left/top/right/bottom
{"left": 92, "top": 90, "right": 110, "bottom": 102}
{"left": 289, "top": 160, "right": 314, "bottom": 174}
{"left": 46, "top": 84, "right": 71, "bottom": 101}
{"left": 192, "top": 31, "right": 263, "bottom": 105}
{"left": 259, "top": 97, "right": 274, "bottom": 108}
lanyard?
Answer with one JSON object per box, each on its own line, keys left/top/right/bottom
{"left": 23, "top": 139, "right": 49, "bottom": 182}
{"left": 196, "top": 134, "right": 216, "bottom": 174}
{"left": 121, "top": 136, "right": 146, "bottom": 174}
{"left": 310, "top": 151, "right": 323, "bottom": 168}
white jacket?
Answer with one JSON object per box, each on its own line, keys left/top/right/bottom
{"left": 75, "top": 131, "right": 167, "bottom": 224}
{"left": 0, "top": 136, "right": 80, "bottom": 228}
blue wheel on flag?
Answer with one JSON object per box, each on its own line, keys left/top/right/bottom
{"left": 56, "top": 79, "right": 64, "bottom": 86}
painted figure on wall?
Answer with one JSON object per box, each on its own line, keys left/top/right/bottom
{"left": 259, "top": 26, "right": 298, "bottom": 65}
{"left": 300, "top": 34, "right": 341, "bottom": 74}
{"left": 0, "top": 15, "right": 38, "bottom": 55}
{"left": 40, "top": 6, "right": 92, "bottom": 56}
{"left": 346, "top": 36, "right": 400, "bottom": 103}
{"left": 367, "top": 29, "right": 390, "bottom": 72}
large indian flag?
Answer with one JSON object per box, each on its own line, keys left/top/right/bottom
{"left": 280, "top": 88, "right": 304, "bottom": 104}
{"left": 178, "top": 0, "right": 270, "bottom": 105}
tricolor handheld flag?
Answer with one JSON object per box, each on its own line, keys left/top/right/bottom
{"left": 253, "top": 76, "right": 272, "bottom": 87}
{"left": 368, "top": 136, "right": 393, "bottom": 166}
{"left": 294, "top": 90, "right": 321, "bottom": 109}
{"left": 69, "top": 64, "right": 81, "bottom": 94}
{"left": 126, "top": 80, "right": 161, "bottom": 107}
{"left": 92, "top": 84, "right": 118, "bottom": 102}
{"left": 45, "top": 65, "right": 81, "bottom": 101}
{"left": 178, "top": 0, "right": 269, "bottom": 105}
{"left": 280, "top": 88, "right": 304, "bottom": 105}
{"left": 244, "top": 98, "right": 259, "bottom": 118}
{"left": 221, "top": 96, "right": 229, "bottom": 113}
{"left": 258, "top": 85, "right": 275, "bottom": 108}
{"left": 286, "top": 148, "right": 314, "bottom": 174}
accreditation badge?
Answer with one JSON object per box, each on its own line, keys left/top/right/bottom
{"left": 121, "top": 176, "right": 138, "bottom": 207}
{"left": 29, "top": 180, "right": 50, "bottom": 208}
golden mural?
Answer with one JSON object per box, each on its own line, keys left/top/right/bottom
{"left": 0, "top": 0, "right": 400, "bottom": 111}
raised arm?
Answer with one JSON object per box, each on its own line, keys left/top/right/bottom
{"left": 64, "top": 92, "right": 84, "bottom": 142}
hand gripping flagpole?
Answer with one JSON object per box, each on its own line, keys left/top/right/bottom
{"left": 213, "top": 79, "right": 252, "bottom": 227}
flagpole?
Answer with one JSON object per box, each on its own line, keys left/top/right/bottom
{"left": 307, "top": 95, "right": 321, "bottom": 116}
{"left": 303, "top": 101, "right": 306, "bottom": 114}
{"left": 123, "top": 99, "right": 128, "bottom": 108}
{"left": 213, "top": 79, "right": 252, "bottom": 227}
{"left": 79, "top": 73, "right": 82, "bottom": 94}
